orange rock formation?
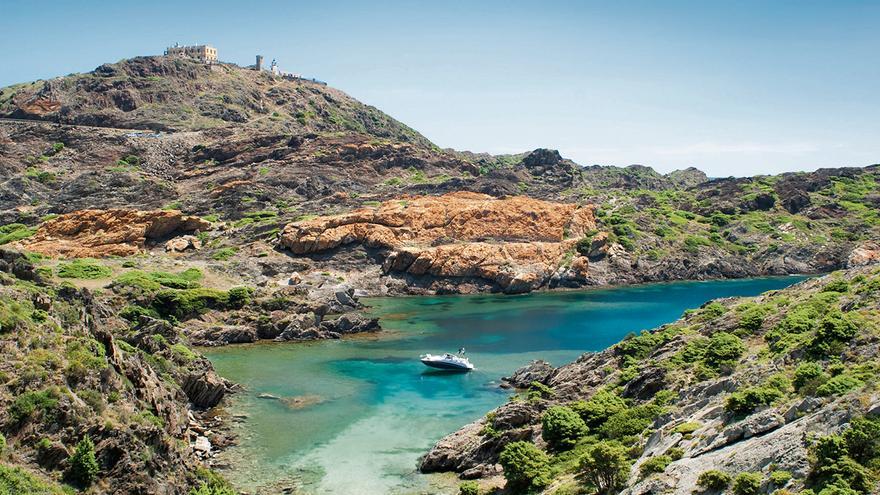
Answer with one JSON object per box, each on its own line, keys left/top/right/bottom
{"left": 280, "top": 192, "right": 596, "bottom": 292}
{"left": 19, "top": 209, "right": 211, "bottom": 258}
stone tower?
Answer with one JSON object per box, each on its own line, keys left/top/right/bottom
{"left": 256, "top": 55, "right": 264, "bottom": 71}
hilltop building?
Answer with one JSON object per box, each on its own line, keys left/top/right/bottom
{"left": 164, "top": 44, "right": 218, "bottom": 63}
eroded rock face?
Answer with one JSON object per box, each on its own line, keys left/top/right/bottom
{"left": 18, "top": 209, "right": 210, "bottom": 257}
{"left": 848, "top": 241, "right": 880, "bottom": 267}
{"left": 280, "top": 192, "right": 596, "bottom": 292}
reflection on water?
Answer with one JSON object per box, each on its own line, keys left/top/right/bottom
{"left": 206, "top": 276, "right": 806, "bottom": 494}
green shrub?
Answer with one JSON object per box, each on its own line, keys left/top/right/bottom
{"left": 227, "top": 286, "right": 253, "bottom": 309}
{"left": 541, "top": 405, "right": 589, "bottom": 450}
{"left": 57, "top": 259, "right": 111, "bottom": 279}
{"left": 768, "top": 470, "right": 792, "bottom": 486}
{"left": 458, "top": 480, "right": 480, "bottom": 495}
{"left": 738, "top": 305, "right": 768, "bottom": 332}
{"left": 67, "top": 436, "right": 99, "bottom": 487}
{"left": 810, "top": 311, "right": 858, "bottom": 356}
{"left": 842, "top": 417, "right": 880, "bottom": 465}
{"left": 119, "top": 304, "right": 160, "bottom": 322}
{"left": 0, "top": 432, "right": 5, "bottom": 454}
{"left": 701, "top": 302, "right": 726, "bottom": 319}
{"left": 665, "top": 446, "right": 684, "bottom": 460}
{"left": 170, "top": 343, "right": 198, "bottom": 363}
{"left": 673, "top": 421, "right": 701, "bottom": 436}
{"left": 0, "top": 464, "right": 68, "bottom": 494}
{"left": 575, "top": 234, "right": 596, "bottom": 256}
{"left": 639, "top": 455, "right": 671, "bottom": 476}
{"left": 697, "top": 470, "right": 732, "bottom": 490}
{"left": 211, "top": 247, "right": 238, "bottom": 261}
{"left": 0, "top": 223, "right": 36, "bottom": 245}
{"left": 725, "top": 385, "right": 784, "bottom": 416}
{"left": 684, "top": 235, "right": 711, "bottom": 252}
{"left": 571, "top": 389, "right": 628, "bottom": 429}
{"left": 188, "top": 467, "right": 236, "bottom": 495}
{"left": 794, "top": 362, "right": 828, "bottom": 394}
{"left": 9, "top": 389, "right": 59, "bottom": 424}
{"left": 704, "top": 332, "right": 746, "bottom": 370}
{"left": 599, "top": 404, "right": 662, "bottom": 439}
{"left": 152, "top": 288, "right": 230, "bottom": 320}
{"left": 816, "top": 373, "right": 864, "bottom": 397}
{"left": 822, "top": 278, "right": 850, "bottom": 293}
{"left": 578, "top": 440, "right": 631, "bottom": 495}
{"left": 527, "top": 381, "right": 554, "bottom": 401}
{"left": 498, "top": 441, "right": 552, "bottom": 492}
{"left": 732, "top": 472, "right": 763, "bottom": 495}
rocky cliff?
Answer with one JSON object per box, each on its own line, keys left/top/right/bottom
{"left": 280, "top": 192, "right": 595, "bottom": 293}
{"left": 421, "top": 267, "right": 880, "bottom": 494}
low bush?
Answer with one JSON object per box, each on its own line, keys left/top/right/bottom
{"left": 57, "top": 259, "right": 111, "bottom": 279}
{"left": 211, "top": 247, "right": 238, "bottom": 261}
{"left": 768, "top": 470, "right": 792, "bottom": 487}
{"left": 732, "top": 472, "right": 763, "bottom": 495}
{"left": 541, "top": 405, "right": 589, "bottom": 450}
{"left": 704, "top": 332, "right": 746, "bottom": 370}
{"left": 227, "top": 286, "right": 253, "bottom": 309}
{"left": 0, "top": 223, "right": 36, "bottom": 245}
{"left": 0, "top": 464, "right": 67, "bottom": 494}
{"left": 809, "top": 311, "right": 858, "bottom": 357}
{"left": 152, "top": 288, "right": 231, "bottom": 320}
{"left": 599, "top": 404, "right": 662, "bottom": 439}
{"left": 639, "top": 455, "right": 671, "bottom": 476}
{"left": 697, "top": 469, "right": 732, "bottom": 490}
{"left": 665, "top": 446, "right": 684, "bottom": 460}
{"left": 701, "top": 302, "right": 726, "bottom": 319}
{"left": 115, "top": 268, "right": 203, "bottom": 292}
{"left": 673, "top": 421, "right": 701, "bottom": 436}
{"left": 527, "top": 381, "right": 554, "bottom": 401}
{"left": 571, "top": 389, "right": 628, "bottom": 429}
{"left": 9, "top": 388, "right": 59, "bottom": 424}
{"left": 822, "top": 278, "right": 850, "bottom": 293}
{"left": 458, "top": 480, "right": 480, "bottom": 495}
{"left": 725, "top": 384, "right": 784, "bottom": 416}
{"left": 816, "top": 373, "right": 864, "bottom": 397}
{"left": 498, "top": 441, "right": 552, "bottom": 492}
{"left": 579, "top": 440, "right": 631, "bottom": 495}
{"left": 188, "top": 467, "right": 236, "bottom": 495}
{"left": 794, "top": 362, "right": 828, "bottom": 394}
{"left": 738, "top": 305, "right": 769, "bottom": 332}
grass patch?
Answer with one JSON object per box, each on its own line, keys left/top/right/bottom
{"left": 56, "top": 259, "right": 111, "bottom": 279}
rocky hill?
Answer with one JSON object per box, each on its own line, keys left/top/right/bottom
{"left": 0, "top": 56, "right": 429, "bottom": 143}
{"left": 421, "top": 267, "right": 880, "bottom": 495}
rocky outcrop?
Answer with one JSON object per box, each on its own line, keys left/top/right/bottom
{"left": 182, "top": 370, "right": 228, "bottom": 409}
{"left": 280, "top": 192, "right": 596, "bottom": 293}
{"left": 847, "top": 241, "right": 880, "bottom": 267}
{"left": 18, "top": 209, "right": 210, "bottom": 257}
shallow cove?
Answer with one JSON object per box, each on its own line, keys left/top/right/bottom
{"left": 205, "top": 276, "right": 806, "bottom": 494}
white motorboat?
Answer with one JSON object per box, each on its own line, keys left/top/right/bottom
{"left": 420, "top": 352, "right": 474, "bottom": 371}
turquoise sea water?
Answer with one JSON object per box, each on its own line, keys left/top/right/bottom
{"left": 205, "top": 276, "right": 806, "bottom": 494}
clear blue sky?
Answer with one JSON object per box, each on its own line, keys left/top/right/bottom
{"left": 2, "top": 0, "right": 878, "bottom": 177}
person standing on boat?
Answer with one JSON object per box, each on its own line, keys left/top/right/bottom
{"left": 458, "top": 347, "right": 466, "bottom": 355}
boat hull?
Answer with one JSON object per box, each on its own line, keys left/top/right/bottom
{"left": 420, "top": 359, "right": 473, "bottom": 371}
